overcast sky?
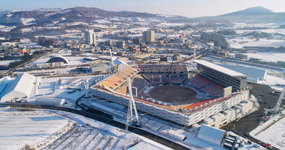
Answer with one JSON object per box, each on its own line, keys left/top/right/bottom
{"left": 2, "top": 0, "right": 285, "bottom": 17}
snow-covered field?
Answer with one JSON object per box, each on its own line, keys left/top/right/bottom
{"left": 0, "top": 107, "right": 171, "bottom": 150}
{"left": 234, "top": 28, "right": 285, "bottom": 35}
{"left": 48, "top": 110, "right": 171, "bottom": 150}
{"left": 36, "top": 77, "right": 77, "bottom": 95}
{"left": 20, "top": 18, "right": 35, "bottom": 25}
{"left": 229, "top": 38, "right": 285, "bottom": 48}
{"left": 0, "top": 108, "right": 69, "bottom": 150}
{"left": 159, "top": 22, "right": 184, "bottom": 27}
{"left": 0, "top": 60, "right": 21, "bottom": 66}
{"left": 31, "top": 75, "right": 102, "bottom": 106}
{"left": 250, "top": 113, "right": 285, "bottom": 149}
{"left": 245, "top": 52, "right": 285, "bottom": 62}
{"left": 228, "top": 22, "right": 285, "bottom": 49}
{"left": 258, "top": 75, "right": 285, "bottom": 91}
{"left": 0, "top": 25, "right": 16, "bottom": 32}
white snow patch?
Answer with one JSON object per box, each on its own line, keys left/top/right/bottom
{"left": 229, "top": 38, "right": 285, "bottom": 48}
{"left": 0, "top": 60, "right": 21, "bottom": 66}
{"left": 20, "top": 18, "right": 35, "bottom": 25}
{"left": 250, "top": 113, "right": 285, "bottom": 149}
{"left": 0, "top": 109, "right": 69, "bottom": 150}
{"left": 246, "top": 52, "right": 285, "bottom": 62}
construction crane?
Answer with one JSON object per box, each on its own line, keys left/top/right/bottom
{"left": 125, "top": 78, "right": 140, "bottom": 132}
{"left": 165, "top": 53, "right": 178, "bottom": 84}
{"left": 271, "top": 88, "right": 285, "bottom": 114}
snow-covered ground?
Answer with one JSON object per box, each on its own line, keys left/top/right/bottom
{"left": 232, "top": 22, "right": 276, "bottom": 29}
{"left": 31, "top": 75, "right": 103, "bottom": 106}
{"left": 245, "top": 52, "right": 285, "bottom": 63}
{"left": 95, "top": 19, "right": 111, "bottom": 24}
{"left": 234, "top": 28, "right": 285, "bottom": 35}
{"left": 229, "top": 38, "right": 285, "bottom": 48}
{"left": 20, "top": 18, "right": 35, "bottom": 25}
{"left": 36, "top": 77, "right": 77, "bottom": 96}
{"left": 0, "top": 25, "right": 16, "bottom": 32}
{"left": 0, "top": 60, "right": 21, "bottom": 66}
{"left": 159, "top": 22, "right": 184, "bottom": 27}
{"left": 250, "top": 112, "right": 285, "bottom": 149}
{"left": 227, "top": 22, "right": 285, "bottom": 49}
{"left": 0, "top": 108, "right": 69, "bottom": 150}
{"left": 258, "top": 75, "right": 285, "bottom": 91}
{"left": 48, "top": 110, "right": 172, "bottom": 150}
{"left": 0, "top": 107, "right": 171, "bottom": 150}
{"left": 58, "top": 22, "right": 88, "bottom": 26}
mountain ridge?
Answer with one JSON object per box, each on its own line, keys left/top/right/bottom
{"left": 183, "top": 6, "right": 285, "bottom": 23}
{"left": 0, "top": 6, "right": 162, "bottom": 26}
{"left": 220, "top": 6, "right": 275, "bottom": 17}
{"left": 0, "top": 6, "right": 284, "bottom": 25}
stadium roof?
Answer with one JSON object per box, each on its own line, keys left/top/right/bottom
{"left": 219, "top": 64, "right": 267, "bottom": 82}
{"left": 47, "top": 56, "right": 69, "bottom": 64}
{"left": 195, "top": 60, "right": 246, "bottom": 77}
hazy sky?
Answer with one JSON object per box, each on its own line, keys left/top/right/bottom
{"left": 2, "top": 0, "right": 285, "bottom": 17}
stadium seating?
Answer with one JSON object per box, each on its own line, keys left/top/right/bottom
{"left": 202, "top": 86, "right": 220, "bottom": 97}
{"left": 195, "top": 75, "right": 211, "bottom": 85}
{"left": 98, "top": 66, "right": 138, "bottom": 90}
{"left": 142, "top": 73, "right": 187, "bottom": 84}
{"left": 189, "top": 75, "right": 211, "bottom": 88}
{"left": 209, "top": 83, "right": 224, "bottom": 93}
{"left": 143, "top": 74, "right": 153, "bottom": 82}
{"left": 170, "top": 74, "right": 179, "bottom": 84}
{"left": 153, "top": 75, "right": 161, "bottom": 83}
{"left": 137, "top": 64, "right": 188, "bottom": 84}
{"left": 138, "top": 64, "right": 188, "bottom": 73}
{"left": 161, "top": 75, "right": 167, "bottom": 83}
{"left": 117, "top": 85, "right": 127, "bottom": 95}
{"left": 188, "top": 75, "right": 224, "bottom": 98}
{"left": 132, "top": 75, "right": 148, "bottom": 95}
{"left": 190, "top": 79, "right": 204, "bottom": 88}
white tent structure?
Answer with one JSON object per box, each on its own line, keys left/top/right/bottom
{"left": 198, "top": 124, "right": 225, "bottom": 145}
{"left": 1, "top": 73, "right": 36, "bottom": 102}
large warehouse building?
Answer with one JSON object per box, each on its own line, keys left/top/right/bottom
{"left": 195, "top": 60, "right": 247, "bottom": 91}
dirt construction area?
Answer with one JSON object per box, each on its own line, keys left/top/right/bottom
{"left": 148, "top": 85, "right": 201, "bottom": 105}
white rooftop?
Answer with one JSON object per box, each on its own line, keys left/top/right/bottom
{"left": 198, "top": 124, "right": 225, "bottom": 145}
{"left": 1, "top": 73, "right": 36, "bottom": 102}
{"left": 219, "top": 64, "right": 266, "bottom": 82}
{"left": 195, "top": 60, "right": 247, "bottom": 77}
